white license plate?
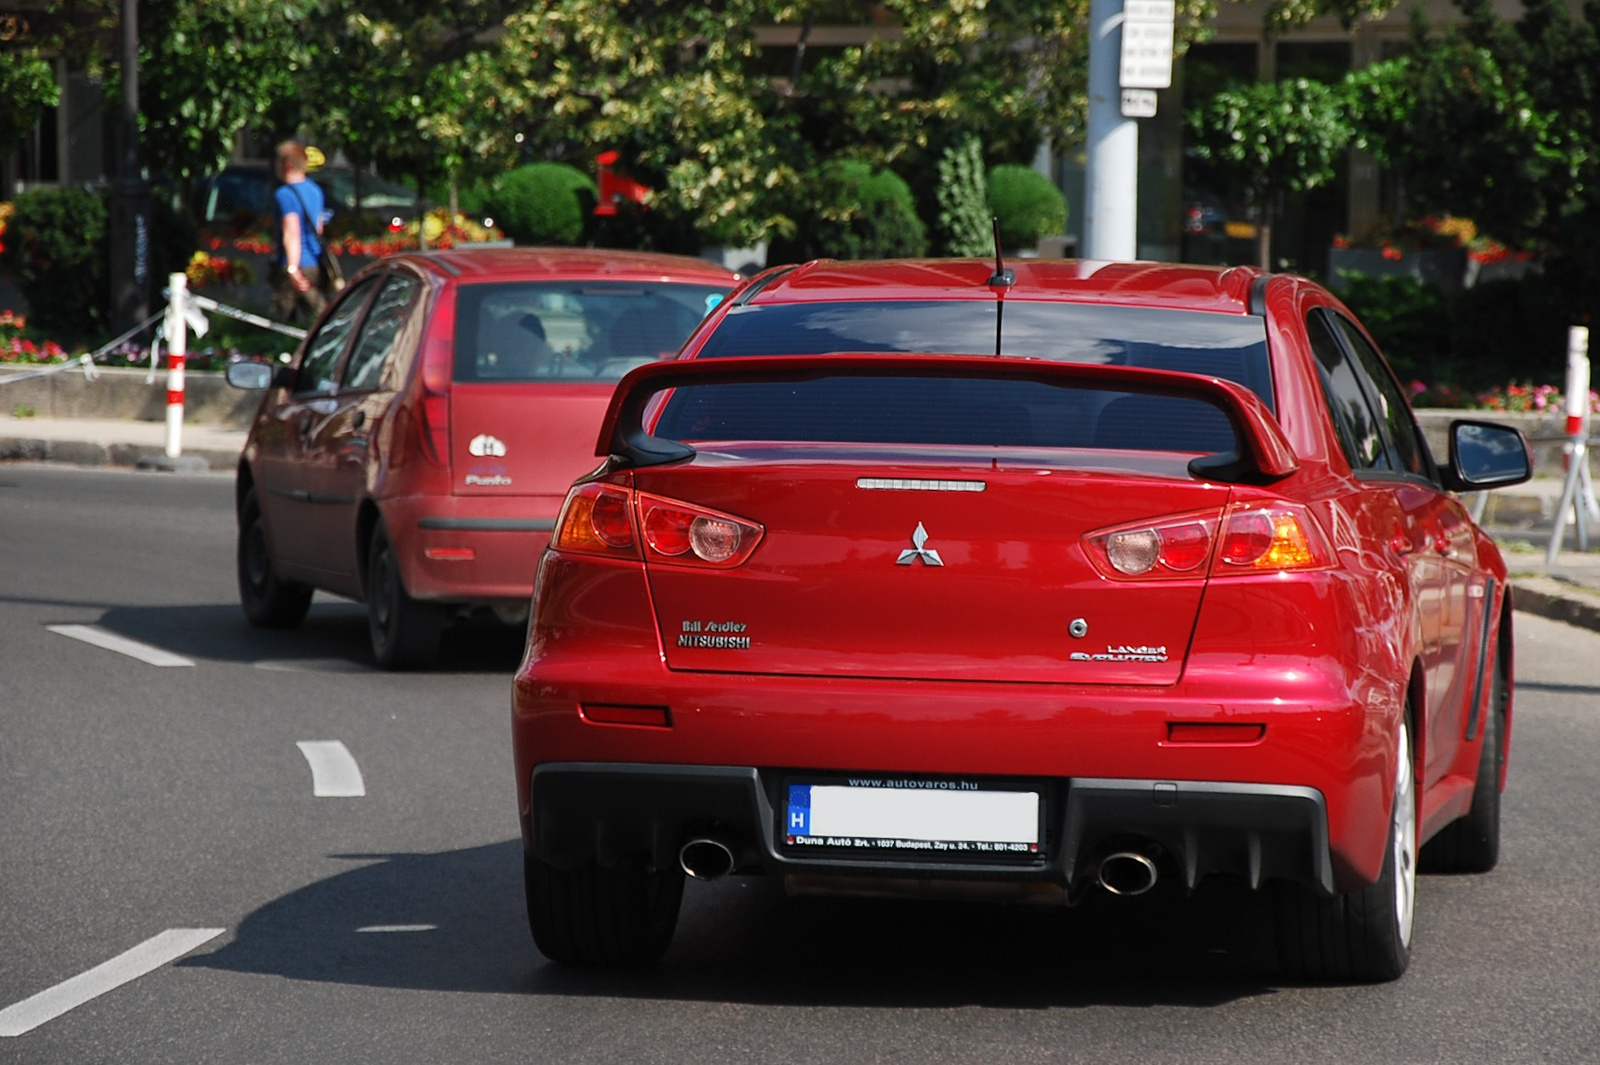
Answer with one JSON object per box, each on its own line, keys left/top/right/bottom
{"left": 784, "top": 780, "right": 1040, "bottom": 856}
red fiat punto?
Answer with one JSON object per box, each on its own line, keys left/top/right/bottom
{"left": 226, "top": 247, "right": 737, "bottom": 668}
{"left": 511, "top": 258, "right": 1531, "bottom": 981}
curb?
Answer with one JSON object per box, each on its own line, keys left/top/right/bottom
{"left": 0, "top": 436, "right": 237, "bottom": 472}
{"left": 1511, "top": 575, "right": 1600, "bottom": 634}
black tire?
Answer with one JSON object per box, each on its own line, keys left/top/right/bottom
{"left": 1420, "top": 656, "right": 1505, "bottom": 874}
{"left": 237, "top": 487, "right": 313, "bottom": 628}
{"left": 1275, "top": 715, "right": 1416, "bottom": 983}
{"left": 366, "top": 521, "right": 445, "bottom": 670}
{"left": 523, "top": 850, "right": 685, "bottom": 966}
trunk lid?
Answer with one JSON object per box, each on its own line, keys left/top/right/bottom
{"left": 635, "top": 453, "right": 1230, "bottom": 685}
{"left": 449, "top": 382, "right": 613, "bottom": 500}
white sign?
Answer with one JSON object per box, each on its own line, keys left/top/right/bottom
{"left": 1120, "top": 0, "right": 1175, "bottom": 90}
{"left": 1121, "top": 89, "right": 1159, "bottom": 118}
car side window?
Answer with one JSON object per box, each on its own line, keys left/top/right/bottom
{"left": 296, "top": 278, "right": 377, "bottom": 396}
{"left": 1332, "top": 314, "right": 1430, "bottom": 478}
{"left": 1308, "top": 311, "right": 1388, "bottom": 471}
{"left": 342, "top": 274, "right": 421, "bottom": 392}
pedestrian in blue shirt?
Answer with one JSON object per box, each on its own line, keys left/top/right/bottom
{"left": 271, "top": 141, "right": 330, "bottom": 323}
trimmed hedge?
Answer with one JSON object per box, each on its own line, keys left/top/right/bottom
{"left": 485, "top": 163, "right": 597, "bottom": 245}
{"left": 810, "top": 160, "right": 928, "bottom": 260}
{"left": 987, "top": 164, "right": 1066, "bottom": 251}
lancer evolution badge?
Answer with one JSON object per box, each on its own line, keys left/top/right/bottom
{"left": 896, "top": 523, "right": 944, "bottom": 566}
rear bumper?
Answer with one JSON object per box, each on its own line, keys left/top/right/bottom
{"left": 524, "top": 763, "right": 1335, "bottom": 897}
{"left": 383, "top": 492, "right": 562, "bottom": 602}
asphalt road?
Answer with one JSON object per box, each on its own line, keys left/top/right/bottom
{"left": 2, "top": 463, "right": 1598, "bottom": 1064}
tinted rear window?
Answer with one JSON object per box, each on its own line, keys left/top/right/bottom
{"left": 653, "top": 374, "right": 1238, "bottom": 455}
{"left": 697, "top": 300, "right": 1274, "bottom": 410}
{"left": 454, "top": 281, "right": 730, "bottom": 383}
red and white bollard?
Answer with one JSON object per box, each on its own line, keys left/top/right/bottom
{"left": 164, "top": 272, "right": 188, "bottom": 459}
{"left": 1548, "top": 326, "right": 1595, "bottom": 562}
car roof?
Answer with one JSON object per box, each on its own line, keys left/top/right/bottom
{"left": 391, "top": 247, "right": 741, "bottom": 284}
{"left": 744, "top": 259, "right": 1265, "bottom": 315}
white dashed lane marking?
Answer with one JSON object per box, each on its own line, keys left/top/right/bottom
{"left": 296, "top": 741, "right": 366, "bottom": 797}
{"left": 356, "top": 925, "right": 438, "bottom": 933}
{"left": 0, "top": 928, "right": 225, "bottom": 1037}
{"left": 46, "top": 625, "right": 194, "bottom": 667}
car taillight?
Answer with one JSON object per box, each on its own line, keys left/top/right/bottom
{"left": 638, "top": 493, "right": 762, "bottom": 566}
{"left": 552, "top": 485, "right": 763, "bottom": 566}
{"left": 1084, "top": 502, "right": 1333, "bottom": 580}
{"left": 554, "top": 484, "right": 638, "bottom": 556}
{"left": 1215, "top": 503, "right": 1333, "bottom": 572}
{"left": 1085, "top": 511, "right": 1222, "bottom": 579}
{"left": 416, "top": 300, "right": 455, "bottom": 468}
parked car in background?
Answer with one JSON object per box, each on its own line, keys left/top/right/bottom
{"left": 513, "top": 257, "right": 1530, "bottom": 981}
{"left": 196, "top": 162, "right": 423, "bottom": 231}
{"left": 1181, "top": 187, "right": 1258, "bottom": 265}
{"left": 226, "top": 247, "right": 738, "bottom": 669}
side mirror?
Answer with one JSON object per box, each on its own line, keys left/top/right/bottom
{"left": 226, "top": 359, "right": 293, "bottom": 391}
{"left": 1442, "top": 419, "right": 1533, "bottom": 492}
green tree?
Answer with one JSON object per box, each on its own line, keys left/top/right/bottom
{"left": 131, "top": 0, "right": 314, "bottom": 182}
{"left": 482, "top": 0, "right": 800, "bottom": 250}
{"left": 1345, "top": 0, "right": 1600, "bottom": 305}
{"left": 1186, "top": 77, "right": 1353, "bottom": 268}
{"left": 0, "top": 52, "right": 60, "bottom": 160}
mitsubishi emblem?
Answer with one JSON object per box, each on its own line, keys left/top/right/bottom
{"left": 896, "top": 522, "right": 944, "bottom": 566}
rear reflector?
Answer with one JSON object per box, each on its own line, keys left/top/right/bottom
{"left": 424, "top": 547, "right": 476, "bottom": 561}
{"left": 1165, "top": 723, "right": 1266, "bottom": 745}
{"left": 580, "top": 704, "right": 671, "bottom": 728}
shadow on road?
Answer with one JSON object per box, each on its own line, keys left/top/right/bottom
{"left": 22, "top": 595, "right": 526, "bottom": 674}
{"left": 182, "top": 840, "right": 1283, "bottom": 1009}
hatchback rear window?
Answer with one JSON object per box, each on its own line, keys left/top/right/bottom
{"left": 454, "top": 281, "right": 729, "bottom": 383}
{"left": 696, "top": 300, "right": 1274, "bottom": 410}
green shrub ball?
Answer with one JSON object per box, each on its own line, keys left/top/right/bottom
{"left": 987, "top": 164, "right": 1067, "bottom": 251}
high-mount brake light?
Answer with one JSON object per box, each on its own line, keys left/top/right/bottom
{"left": 1084, "top": 503, "right": 1333, "bottom": 580}
{"left": 555, "top": 486, "right": 763, "bottom": 566}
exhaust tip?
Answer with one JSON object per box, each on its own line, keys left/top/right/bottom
{"left": 679, "top": 836, "right": 736, "bottom": 881}
{"left": 1097, "top": 851, "right": 1159, "bottom": 896}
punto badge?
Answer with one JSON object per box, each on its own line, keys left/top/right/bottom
{"left": 896, "top": 523, "right": 944, "bottom": 566}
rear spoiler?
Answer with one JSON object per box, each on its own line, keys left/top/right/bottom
{"left": 596, "top": 354, "right": 1299, "bottom": 483}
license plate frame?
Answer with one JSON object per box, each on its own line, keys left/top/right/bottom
{"left": 780, "top": 775, "right": 1043, "bottom": 862}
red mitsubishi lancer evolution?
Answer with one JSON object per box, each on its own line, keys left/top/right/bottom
{"left": 511, "top": 258, "right": 1532, "bottom": 981}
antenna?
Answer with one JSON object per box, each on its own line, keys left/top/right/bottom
{"left": 986, "top": 217, "right": 1014, "bottom": 288}
{"left": 987, "top": 217, "right": 1012, "bottom": 356}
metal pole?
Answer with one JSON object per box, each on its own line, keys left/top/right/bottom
{"left": 110, "top": 0, "right": 150, "bottom": 333}
{"left": 1084, "top": 0, "right": 1137, "bottom": 261}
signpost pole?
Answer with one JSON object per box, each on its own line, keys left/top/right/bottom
{"left": 1083, "top": 0, "right": 1175, "bottom": 262}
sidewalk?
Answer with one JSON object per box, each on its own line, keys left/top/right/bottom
{"left": 3, "top": 411, "right": 1600, "bottom": 633}
{"left": 0, "top": 413, "right": 247, "bottom": 473}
